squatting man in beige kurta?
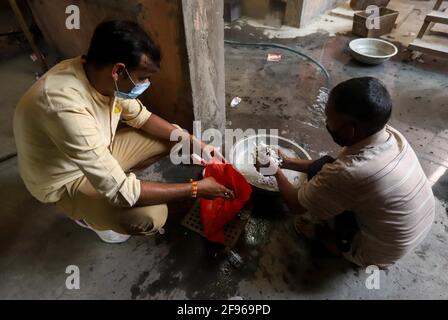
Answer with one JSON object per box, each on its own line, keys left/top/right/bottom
{"left": 13, "top": 20, "right": 235, "bottom": 244}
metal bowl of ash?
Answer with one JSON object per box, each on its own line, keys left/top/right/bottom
{"left": 349, "top": 38, "right": 398, "bottom": 65}
{"left": 229, "top": 134, "right": 311, "bottom": 193}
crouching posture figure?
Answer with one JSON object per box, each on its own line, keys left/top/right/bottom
{"left": 257, "top": 77, "right": 435, "bottom": 268}
{"left": 13, "top": 21, "right": 234, "bottom": 243}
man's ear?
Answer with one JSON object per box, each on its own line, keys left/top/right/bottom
{"left": 111, "top": 63, "right": 126, "bottom": 81}
{"left": 340, "top": 121, "right": 356, "bottom": 143}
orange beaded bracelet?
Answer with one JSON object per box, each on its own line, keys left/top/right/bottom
{"left": 190, "top": 179, "right": 198, "bottom": 198}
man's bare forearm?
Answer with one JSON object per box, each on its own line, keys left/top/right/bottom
{"left": 136, "top": 176, "right": 234, "bottom": 206}
{"left": 139, "top": 114, "right": 183, "bottom": 141}
{"left": 275, "top": 170, "right": 307, "bottom": 215}
{"left": 282, "top": 157, "right": 314, "bottom": 173}
{"left": 136, "top": 181, "right": 191, "bottom": 206}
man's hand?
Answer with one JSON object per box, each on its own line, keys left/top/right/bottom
{"left": 277, "top": 149, "right": 289, "bottom": 168}
{"left": 201, "top": 143, "right": 226, "bottom": 164}
{"left": 188, "top": 134, "right": 226, "bottom": 165}
{"left": 198, "top": 177, "right": 235, "bottom": 200}
{"left": 278, "top": 149, "right": 315, "bottom": 173}
{"left": 274, "top": 170, "right": 307, "bottom": 215}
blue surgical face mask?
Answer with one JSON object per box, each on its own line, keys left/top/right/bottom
{"left": 114, "top": 68, "right": 150, "bottom": 99}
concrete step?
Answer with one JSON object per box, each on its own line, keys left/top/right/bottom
{"left": 425, "top": 10, "right": 448, "bottom": 24}
{"left": 409, "top": 38, "right": 448, "bottom": 58}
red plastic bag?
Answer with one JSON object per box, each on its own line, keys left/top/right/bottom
{"left": 200, "top": 163, "right": 252, "bottom": 244}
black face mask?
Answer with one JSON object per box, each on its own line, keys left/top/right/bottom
{"left": 326, "top": 124, "right": 346, "bottom": 147}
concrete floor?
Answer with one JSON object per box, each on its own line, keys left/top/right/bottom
{"left": 1, "top": 4, "right": 448, "bottom": 299}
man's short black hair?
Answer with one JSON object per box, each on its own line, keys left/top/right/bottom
{"left": 328, "top": 77, "right": 392, "bottom": 135}
{"left": 86, "top": 20, "right": 161, "bottom": 70}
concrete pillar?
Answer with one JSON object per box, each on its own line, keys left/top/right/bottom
{"left": 181, "top": 0, "right": 226, "bottom": 133}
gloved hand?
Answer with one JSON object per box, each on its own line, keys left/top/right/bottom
{"left": 255, "top": 143, "right": 281, "bottom": 176}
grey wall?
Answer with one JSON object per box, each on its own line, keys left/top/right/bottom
{"left": 300, "top": 0, "right": 341, "bottom": 26}
{"left": 241, "top": 0, "right": 342, "bottom": 28}
{"left": 26, "top": 0, "right": 224, "bottom": 133}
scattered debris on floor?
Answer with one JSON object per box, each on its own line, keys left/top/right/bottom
{"left": 230, "top": 96, "right": 242, "bottom": 108}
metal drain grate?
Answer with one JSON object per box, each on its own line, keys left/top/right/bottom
{"left": 181, "top": 200, "right": 250, "bottom": 248}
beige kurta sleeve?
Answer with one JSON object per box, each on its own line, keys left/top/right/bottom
{"left": 119, "top": 98, "right": 152, "bottom": 129}
{"left": 297, "top": 161, "right": 354, "bottom": 220}
{"left": 44, "top": 89, "right": 141, "bottom": 207}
